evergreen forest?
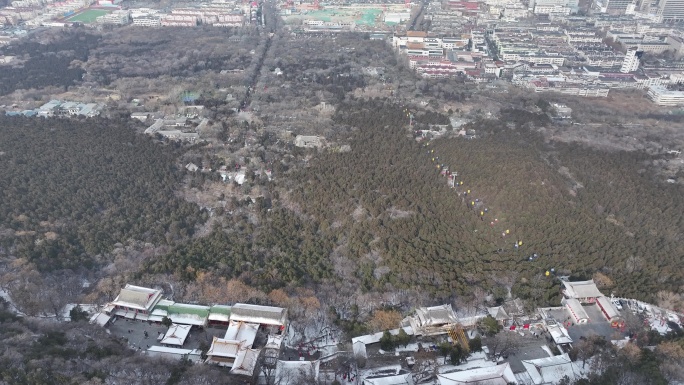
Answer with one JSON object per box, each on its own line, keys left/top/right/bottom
{"left": 0, "top": 31, "right": 99, "bottom": 95}
{"left": 142, "top": 99, "right": 684, "bottom": 306}
{"left": 0, "top": 115, "right": 207, "bottom": 271}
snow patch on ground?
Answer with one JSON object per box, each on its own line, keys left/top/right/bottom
{"left": 395, "top": 343, "right": 419, "bottom": 353}
{"left": 0, "top": 288, "right": 25, "bottom": 316}
{"left": 59, "top": 303, "right": 100, "bottom": 321}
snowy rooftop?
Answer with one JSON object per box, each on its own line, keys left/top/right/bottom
{"left": 563, "top": 298, "right": 590, "bottom": 322}
{"left": 275, "top": 360, "right": 321, "bottom": 384}
{"left": 521, "top": 353, "right": 582, "bottom": 385}
{"left": 147, "top": 346, "right": 201, "bottom": 355}
{"left": 488, "top": 306, "right": 510, "bottom": 321}
{"left": 224, "top": 320, "right": 259, "bottom": 348}
{"left": 168, "top": 313, "right": 207, "bottom": 326}
{"left": 437, "top": 362, "right": 516, "bottom": 385}
{"left": 353, "top": 339, "right": 368, "bottom": 358}
{"left": 168, "top": 303, "right": 211, "bottom": 314}
{"left": 437, "top": 352, "right": 495, "bottom": 372}
{"left": 547, "top": 324, "right": 573, "bottom": 345}
{"left": 230, "top": 303, "right": 287, "bottom": 326}
{"left": 595, "top": 296, "right": 620, "bottom": 320}
{"left": 208, "top": 305, "right": 232, "bottom": 322}
{"left": 562, "top": 280, "right": 603, "bottom": 299}
{"left": 150, "top": 308, "right": 168, "bottom": 317}
{"left": 352, "top": 326, "right": 414, "bottom": 346}
{"left": 207, "top": 337, "right": 243, "bottom": 359}
{"left": 230, "top": 348, "right": 261, "bottom": 377}
{"left": 363, "top": 371, "right": 414, "bottom": 385}
{"left": 161, "top": 324, "right": 192, "bottom": 346}
{"left": 89, "top": 312, "right": 111, "bottom": 327}
{"left": 416, "top": 304, "right": 458, "bottom": 327}
{"left": 403, "top": 305, "right": 477, "bottom": 335}
{"left": 265, "top": 333, "right": 285, "bottom": 349}
{"left": 39, "top": 100, "right": 61, "bottom": 110}
{"left": 154, "top": 299, "right": 175, "bottom": 310}
{"left": 147, "top": 346, "right": 202, "bottom": 363}
{"left": 111, "top": 284, "right": 163, "bottom": 311}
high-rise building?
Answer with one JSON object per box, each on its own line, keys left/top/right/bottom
{"left": 620, "top": 47, "right": 642, "bottom": 73}
{"left": 606, "top": 0, "right": 635, "bottom": 13}
{"left": 529, "top": 0, "right": 579, "bottom": 12}
{"left": 657, "top": 0, "right": 684, "bottom": 21}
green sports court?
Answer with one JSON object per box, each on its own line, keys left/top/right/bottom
{"left": 66, "top": 9, "right": 111, "bottom": 23}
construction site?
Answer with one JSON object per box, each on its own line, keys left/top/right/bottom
{"left": 279, "top": 0, "right": 413, "bottom": 31}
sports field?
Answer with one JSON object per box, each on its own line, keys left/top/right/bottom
{"left": 66, "top": 9, "right": 111, "bottom": 23}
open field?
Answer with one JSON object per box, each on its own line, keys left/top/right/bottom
{"left": 66, "top": 9, "right": 111, "bottom": 23}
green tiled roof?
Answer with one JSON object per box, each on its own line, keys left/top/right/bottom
{"left": 153, "top": 300, "right": 174, "bottom": 312}
{"left": 210, "top": 305, "right": 232, "bottom": 316}
{"left": 168, "top": 303, "right": 210, "bottom": 317}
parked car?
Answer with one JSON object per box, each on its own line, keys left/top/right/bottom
{"left": 612, "top": 300, "right": 623, "bottom": 310}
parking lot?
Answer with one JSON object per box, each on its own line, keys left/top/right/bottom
{"left": 567, "top": 320, "right": 623, "bottom": 342}
{"left": 542, "top": 304, "right": 627, "bottom": 342}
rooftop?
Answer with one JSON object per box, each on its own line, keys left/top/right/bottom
{"left": 224, "top": 320, "right": 259, "bottom": 347}
{"left": 147, "top": 345, "right": 201, "bottom": 355}
{"left": 352, "top": 327, "right": 415, "bottom": 346}
{"left": 230, "top": 348, "right": 261, "bottom": 377}
{"left": 230, "top": 303, "right": 287, "bottom": 326}
{"left": 488, "top": 307, "right": 510, "bottom": 321}
{"left": 564, "top": 298, "right": 590, "bottom": 322}
{"left": 89, "top": 312, "right": 111, "bottom": 327}
{"left": 415, "top": 304, "right": 458, "bottom": 327}
{"left": 547, "top": 324, "right": 573, "bottom": 345}
{"left": 206, "top": 337, "right": 244, "bottom": 359}
{"left": 521, "top": 354, "right": 583, "bottom": 384}
{"left": 275, "top": 360, "right": 321, "bottom": 384}
{"left": 161, "top": 324, "right": 192, "bottom": 346}
{"left": 562, "top": 280, "right": 603, "bottom": 299}
{"left": 364, "top": 371, "right": 414, "bottom": 385}
{"left": 437, "top": 362, "right": 516, "bottom": 385}
{"left": 168, "top": 303, "right": 211, "bottom": 317}
{"left": 595, "top": 296, "right": 620, "bottom": 320}
{"left": 208, "top": 305, "right": 232, "bottom": 322}
{"left": 111, "top": 284, "right": 163, "bottom": 312}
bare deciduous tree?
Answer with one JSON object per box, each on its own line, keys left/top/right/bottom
{"left": 485, "top": 331, "right": 523, "bottom": 358}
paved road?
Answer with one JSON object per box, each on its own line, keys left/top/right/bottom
{"left": 408, "top": 0, "right": 429, "bottom": 31}
{"left": 239, "top": 0, "right": 276, "bottom": 111}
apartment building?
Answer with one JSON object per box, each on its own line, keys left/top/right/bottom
{"left": 96, "top": 10, "right": 130, "bottom": 25}
{"left": 605, "top": 0, "right": 634, "bottom": 14}
{"left": 620, "top": 47, "right": 641, "bottom": 72}
{"left": 529, "top": 0, "right": 579, "bottom": 12}
{"left": 657, "top": 0, "right": 684, "bottom": 21}
{"left": 648, "top": 85, "right": 684, "bottom": 105}
{"left": 132, "top": 15, "right": 161, "bottom": 26}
